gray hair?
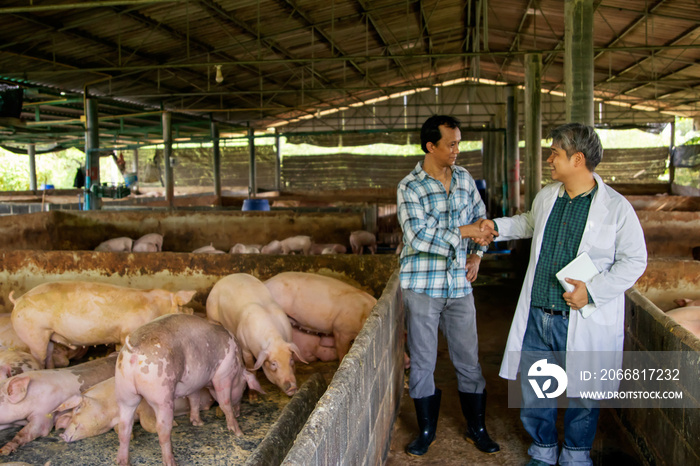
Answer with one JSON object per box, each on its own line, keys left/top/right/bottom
{"left": 549, "top": 123, "right": 603, "bottom": 171}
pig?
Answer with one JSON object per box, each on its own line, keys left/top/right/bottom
{"left": 674, "top": 298, "right": 700, "bottom": 308}
{"left": 290, "top": 328, "right": 338, "bottom": 363}
{"left": 279, "top": 235, "right": 312, "bottom": 255}
{"left": 310, "top": 243, "right": 347, "bottom": 255}
{"left": 0, "top": 314, "right": 85, "bottom": 369}
{"left": 260, "top": 240, "right": 283, "bottom": 255}
{"left": 95, "top": 237, "right": 133, "bottom": 252}
{"left": 265, "top": 272, "right": 377, "bottom": 360}
{"left": 206, "top": 273, "right": 306, "bottom": 396}
{"left": 349, "top": 230, "right": 377, "bottom": 255}
{"left": 133, "top": 233, "right": 163, "bottom": 252}
{"left": 115, "top": 314, "right": 262, "bottom": 466}
{"left": 56, "top": 377, "right": 215, "bottom": 442}
{"left": 666, "top": 306, "right": 700, "bottom": 339}
{"left": 229, "top": 243, "right": 261, "bottom": 254}
{"left": 0, "top": 349, "right": 41, "bottom": 381}
{"left": 10, "top": 281, "right": 196, "bottom": 368}
{"left": 192, "top": 243, "right": 226, "bottom": 254}
{"left": 0, "top": 353, "right": 117, "bottom": 455}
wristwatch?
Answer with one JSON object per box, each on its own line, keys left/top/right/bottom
{"left": 474, "top": 250, "right": 484, "bottom": 258}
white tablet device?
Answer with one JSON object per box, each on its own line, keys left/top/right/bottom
{"left": 555, "top": 252, "right": 599, "bottom": 318}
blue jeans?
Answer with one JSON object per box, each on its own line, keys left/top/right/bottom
{"left": 519, "top": 307, "right": 600, "bottom": 465}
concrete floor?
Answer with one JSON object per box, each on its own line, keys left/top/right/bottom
{"left": 386, "top": 273, "right": 645, "bottom": 466}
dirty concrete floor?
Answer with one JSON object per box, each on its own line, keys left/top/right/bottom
{"left": 0, "top": 360, "right": 338, "bottom": 466}
{"left": 386, "top": 274, "right": 645, "bottom": 466}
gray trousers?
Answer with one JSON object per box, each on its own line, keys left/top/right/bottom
{"left": 403, "top": 288, "right": 487, "bottom": 399}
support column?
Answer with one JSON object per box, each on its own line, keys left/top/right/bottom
{"left": 668, "top": 119, "right": 676, "bottom": 194}
{"left": 162, "top": 111, "right": 174, "bottom": 207}
{"left": 84, "top": 98, "right": 100, "bottom": 210}
{"left": 565, "top": 0, "right": 594, "bottom": 126}
{"left": 481, "top": 130, "right": 491, "bottom": 215}
{"left": 506, "top": 86, "right": 520, "bottom": 214}
{"left": 211, "top": 121, "right": 222, "bottom": 202}
{"left": 28, "top": 144, "right": 37, "bottom": 191}
{"left": 492, "top": 110, "right": 506, "bottom": 217}
{"left": 248, "top": 127, "right": 257, "bottom": 196}
{"left": 525, "top": 53, "right": 542, "bottom": 210}
{"left": 131, "top": 148, "right": 139, "bottom": 174}
{"left": 275, "top": 132, "right": 281, "bottom": 192}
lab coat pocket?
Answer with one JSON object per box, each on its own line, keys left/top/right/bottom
{"left": 589, "top": 224, "right": 616, "bottom": 250}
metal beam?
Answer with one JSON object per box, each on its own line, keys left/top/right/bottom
{"left": 0, "top": 1, "right": 179, "bottom": 14}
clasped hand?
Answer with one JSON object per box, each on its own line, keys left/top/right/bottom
{"left": 459, "top": 219, "right": 498, "bottom": 247}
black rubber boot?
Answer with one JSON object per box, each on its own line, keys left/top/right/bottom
{"left": 459, "top": 389, "right": 500, "bottom": 454}
{"left": 405, "top": 388, "right": 442, "bottom": 456}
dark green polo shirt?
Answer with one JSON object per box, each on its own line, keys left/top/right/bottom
{"left": 531, "top": 184, "right": 597, "bottom": 311}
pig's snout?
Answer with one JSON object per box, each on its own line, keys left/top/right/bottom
{"left": 284, "top": 382, "right": 298, "bottom": 396}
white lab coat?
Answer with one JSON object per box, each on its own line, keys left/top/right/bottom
{"left": 496, "top": 173, "right": 647, "bottom": 395}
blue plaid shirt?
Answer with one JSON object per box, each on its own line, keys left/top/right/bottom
{"left": 397, "top": 162, "right": 487, "bottom": 298}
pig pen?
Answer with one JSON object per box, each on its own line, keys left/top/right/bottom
{"left": 621, "top": 259, "right": 700, "bottom": 465}
{"left": 0, "top": 251, "right": 402, "bottom": 465}
{"left": 635, "top": 211, "right": 700, "bottom": 259}
{"left": 0, "top": 209, "right": 364, "bottom": 253}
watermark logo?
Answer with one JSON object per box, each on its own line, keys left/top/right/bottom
{"left": 528, "top": 359, "right": 568, "bottom": 398}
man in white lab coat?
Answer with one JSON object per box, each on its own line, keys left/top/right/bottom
{"left": 480, "top": 123, "right": 647, "bottom": 466}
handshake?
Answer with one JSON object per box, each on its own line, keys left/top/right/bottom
{"left": 459, "top": 219, "right": 498, "bottom": 247}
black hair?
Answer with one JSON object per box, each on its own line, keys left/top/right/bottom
{"left": 549, "top": 123, "right": 603, "bottom": 171}
{"left": 420, "top": 115, "right": 461, "bottom": 154}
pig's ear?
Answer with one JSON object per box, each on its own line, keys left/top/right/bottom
{"left": 54, "top": 412, "right": 72, "bottom": 430}
{"left": 55, "top": 395, "right": 83, "bottom": 413}
{"left": 289, "top": 343, "right": 309, "bottom": 365}
{"left": 674, "top": 298, "right": 692, "bottom": 308}
{"left": 7, "top": 376, "right": 31, "bottom": 403}
{"left": 244, "top": 370, "right": 266, "bottom": 394}
{"left": 174, "top": 290, "right": 197, "bottom": 306}
{"left": 253, "top": 350, "right": 269, "bottom": 370}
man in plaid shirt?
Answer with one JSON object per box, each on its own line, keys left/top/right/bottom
{"left": 397, "top": 115, "right": 499, "bottom": 457}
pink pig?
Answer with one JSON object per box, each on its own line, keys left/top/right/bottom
{"left": 0, "top": 353, "right": 117, "bottom": 455}
{"left": 349, "top": 230, "right": 377, "bottom": 255}
{"left": 290, "top": 328, "right": 338, "bottom": 363}
{"left": 115, "top": 314, "right": 261, "bottom": 466}
{"left": 95, "top": 237, "right": 133, "bottom": 252}
{"left": 132, "top": 233, "right": 163, "bottom": 252}
{"left": 206, "top": 273, "right": 306, "bottom": 396}
{"left": 0, "top": 349, "right": 42, "bottom": 380}
{"left": 10, "top": 281, "right": 195, "bottom": 368}
{"left": 265, "top": 272, "right": 377, "bottom": 360}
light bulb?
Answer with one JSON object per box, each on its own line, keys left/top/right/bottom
{"left": 215, "top": 65, "right": 224, "bottom": 84}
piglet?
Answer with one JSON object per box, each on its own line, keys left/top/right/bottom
{"left": 0, "top": 349, "right": 42, "bottom": 381}
{"left": 666, "top": 306, "right": 700, "bottom": 339}
{"left": 133, "top": 233, "right": 163, "bottom": 252}
{"left": 206, "top": 273, "right": 306, "bottom": 396}
{"left": 279, "top": 235, "right": 312, "bottom": 255}
{"left": 309, "top": 243, "right": 347, "bottom": 255}
{"left": 290, "top": 328, "right": 338, "bottom": 363}
{"left": 56, "top": 377, "right": 215, "bottom": 442}
{"left": 192, "top": 243, "right": 226, "bottom": 254}
{"left": 115, "top": 314, "right": 262, "bottom": 466}
{"left": 11, "top": 281, "right": 196, "bottom": 368}
{"left": 265, "top": 272, "right": 377, "bottom": 360}
{"left": 0, "top": 353, "right": 117, "bottom": 455}
{"left": 95, "top": 237, "right": 133, "bottom": 252}
{"left": 260, "top": 240, "right": 283, "bottom": 255}
{"left": 349, "top": 230, "right": 377, "bottom": 255}
{"left": 229, "top": 243, "right": 261, "bottom": 254}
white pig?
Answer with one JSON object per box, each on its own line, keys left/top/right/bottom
{"left": 115, "top": 314, "right": 262, "bottom": 466}
{"left": 349, "top": 230, "right": 377, "bottom": 255}
{"left": 56, "top": 377, "right": 215, "bottom": 442}
{"left": 206, "top": 273, "right": 306, "bottom": 396}
{"left": 0, "top": 314, "right": 86, "bottom": 368}
{"left": 310, "top": 243, "right": 347, "bottom": 255}
{"left": 0, "top": 353, "right": 117, "bottom": 455}
{"left": 95, "top": 237, "right": 133, "bottom": 252}
{"left": 265, "top": 272, "right": 377, "bottom": 360}
{"left": 290, "top": 328, "right": 338, "bottom": 363}
{"left": 132, "top": 233, "right": 163, "bottom": 252}
{"left": 666, "top": 306, "right": 700, "bottom": 339}
{"left": 674, "top": 298, "right": 700, "bottom": 308}
{"left": 10, "top": 281, "right": 196, "bottom": 368}
{"left": 192, "top": 243, "right": 226, "bottom": 254}
{"left": 0, "top": 349, "right": 41, "bottom": 381}
{"left": 260, "top": 240, "right": 284, "bottom": 255}
{"left": 279, "top": 235, "right": 312, "bottom": 255}
{"left": 230, "top": 243, "right": 261, "bottom": 254}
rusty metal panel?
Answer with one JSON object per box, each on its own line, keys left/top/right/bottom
{"left": 636, "top": 211, "right": 700, "bottom": 258}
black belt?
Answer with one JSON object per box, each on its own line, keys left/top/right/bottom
{"left": 542, "top": 308, "right": 569, "bottom": 316}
